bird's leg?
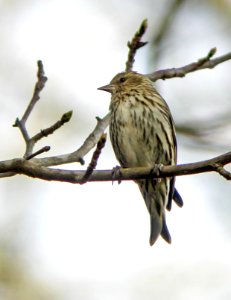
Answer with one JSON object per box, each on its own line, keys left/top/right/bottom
{"left": 111, "top": 165, "right": 123, "bottom": 184}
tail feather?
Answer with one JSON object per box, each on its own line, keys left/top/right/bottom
{"left": 150, "top": 216, "right": 172, "bottom": 246}
{"left": 173, "top": 188, "right": 183, "bottom": 207}
{"left": 149, "top": 216, "right": 162, "bottom": 246}
{"left": 161, "top": 217, "right": 171, "bottom": 243}
{"left": 167, "top": 188, "right": 183, "bottom": 211}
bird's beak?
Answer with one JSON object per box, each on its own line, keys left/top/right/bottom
{"left": 97, "top": 84, "right": 115, "bottom": 94}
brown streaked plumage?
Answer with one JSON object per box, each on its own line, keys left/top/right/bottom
{"left": 98, "top": 71, "right": 183, "bottom": 246}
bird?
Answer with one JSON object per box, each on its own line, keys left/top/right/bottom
{"left": 98, "top": 71, "right": 183, "bottom": 246}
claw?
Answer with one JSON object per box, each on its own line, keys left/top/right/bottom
{"left": 111, "top": 165, "right": 122, "bottom": 184}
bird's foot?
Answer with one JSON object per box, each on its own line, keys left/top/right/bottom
{"left": 150, "top": 164, "right": 163, "bottom": 182}
{"left": 111, "top": 165, "right": 122, "bottom": 184}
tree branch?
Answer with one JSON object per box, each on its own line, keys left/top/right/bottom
{"left": 13, "top": 61, "right": 72, "bottom": 159}
{"left": 26, "top": 146, "right": 51, "bottom": 160}
{"left": 147, "top": 49, "right": 231, "bottom": 81}
{"left": 13, "top": 60, "right": 47, "bottom": 147}
{"left": 33, "top": 113, "right": 111, "bottom": 167}
{"left": 80, "top": 133, "right": 107, "bottom": 184}
{"left": 31, "top": 111, "right": 73, "bottom": 144}
{"left": 21, "top": 60, "right": 47, "bottom": 123}
{"left": 0, "top": 151, "right": 230, "bottom": 183}
{"left": 125, "top": 19, "right": 148, "bottom": 71}
{"left": 150, "top": 0, "right": 186, "bottom": 63}
{"left": 213, "top": 164, "right": 231, "bottom": 180}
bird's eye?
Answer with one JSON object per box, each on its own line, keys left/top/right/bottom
{"left": 119, "top": 77, "right": 126, "bottom": 83}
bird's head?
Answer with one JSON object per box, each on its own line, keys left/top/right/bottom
{"left": 98, "top": 71, "right": 153, "bottom": 95}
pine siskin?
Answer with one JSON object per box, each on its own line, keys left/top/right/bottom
{"left": 98, "top": 71, "right": 183, "bottom": 246}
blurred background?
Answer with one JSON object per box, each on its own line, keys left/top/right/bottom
{"left": 0, "top": 0, "right": 231, "bottom": 299}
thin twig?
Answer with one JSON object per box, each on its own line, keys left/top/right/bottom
{"left": 32, "top": 113, "right": 111, "bottom": 167}
{"left": 147, "top": 49, "right": 231, "bottom": 81}
{"left": 21, "top": 60, "right": 47, "bottom": 123}
{"left": 13, "top": 117, "right": 30, "bottom": 142}
{"left": 80, "top": 133, "right": 107, "bottom": 184}
{"left": 26, "top": 146, "right": 51, "bottom": 160}
{"left": 213, "top": 164, "right": 231, "bottom": 180}
{"left": 31, "top": 111, "right": 73, "bottom": 143}
{"left": 125, "top": 19, "right": 148, "bottom": 72}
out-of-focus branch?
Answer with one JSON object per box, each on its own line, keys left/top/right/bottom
{"left": 151, "top": 0, "right": 186, "bottom": 63}
{"left": 0, "top": 151, "right": 230, "bottom": 183}
{"left": 176, "top": 110, "right": 231, "bottom": 145}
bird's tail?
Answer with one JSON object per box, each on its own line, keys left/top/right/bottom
{"left": 138, "top": 179, "right": 171, "bottom": 246}
{"left": 150, "top": 214, "right": 171, "bottom": 246}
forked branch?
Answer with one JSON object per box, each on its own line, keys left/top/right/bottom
{"left": 13, "top": 61, "right": 73, "bottom": 159}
